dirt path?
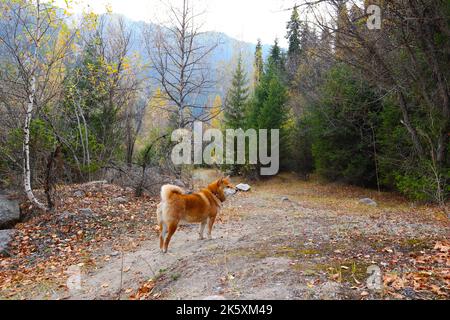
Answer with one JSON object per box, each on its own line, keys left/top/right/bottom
{"left": 59, "top": 171, "right": 449, "bottom": 300}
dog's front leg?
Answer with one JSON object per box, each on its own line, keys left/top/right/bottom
{"left": 198, "top": 221, "right": 206, "bottom": 240}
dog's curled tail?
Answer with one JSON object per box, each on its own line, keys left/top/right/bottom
{"left": 160, "top": 184, "right": 184, "bottom": 202}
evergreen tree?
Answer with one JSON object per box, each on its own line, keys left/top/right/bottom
{"left": 268, "top": 39, "right": 286, "bottom": 77}
{"left": 307, "top": 64, "right": 382, "bottom": 186}
{"left": 224, "top": 55, "right": 250, "bottom": 129}
{"left": 269, "top": 39, "right": 281, "bottom": 64}
{"left": 253, "top": 39, "right": 264, "bottom": 86}
{"left": 246, "top": 61, "right": 288, "bottom": 174}
{"left": 286, "top": 5, "right": 301, "bottom": 58}
{"left": 255, "top": 64, "right": 288, "bottom": 131}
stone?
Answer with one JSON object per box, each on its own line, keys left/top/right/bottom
{"left": 73, "top": 190, "right": 85, "bottom": 198}
{"left": 224, "top": 188, "right": 237, "bottom": 196}
{"left": 0, "top": 229, "right": 16, "bottom": 257}
{"left": 59, "top": 211, "right": 76, "bottom": 220}
{"left": 112, "top": 197, "right": 128, "bottom": 204}
{"left": 359, "top": 198, "right": 378, "bottom": 207}
{"left": 236, "top": 184, "right": 251, "bottom": 192}
{"left": 173, "top": 179, "right": 187, "bottom": 188}
{"left": 83, "top": 180, "right": 107, "bottom": 187}
{"left": 402, "top": 287, "right": 416, "bottom": 299}
{"left": 78, "top": 208, "right": 97, "bottom": 218}
{"left": 0, "top": 193, "right": 20, "bottom": 229}
{"left": 314, "top": 281, "right": 341, "bottom": 300}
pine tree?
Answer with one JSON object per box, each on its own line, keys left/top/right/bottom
{"left": 269, "top": 39, "right": 281, "bottom": 64}
{"left": 286, "top": 5, "right": 301, "bottom": 58}
{"left": 255, "top": 64, "right": 288, "bottom": 131}
{"left": 246, "top": 61, "right": 288, "bottom": 176}
{"left": 224, "top": 55, "right": 250, "bottom": 129}
{"left": 268, "top": 39, "right": 286, "bottom": 76}
{"left": 253, "top": 39, "right": 264, "bottom": 86}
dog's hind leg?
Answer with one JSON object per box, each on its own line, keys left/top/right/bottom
{"left": 198, "top": 221, "right": 206, "bottom": 240}
{"left": 207, "top": 216, "right": 216, "bottom": 240}
{"left": 159, "top": 223, "right": 167, "bottom": 252}
{"left": 163, "top": 222, "right": 178, "bottom": 253}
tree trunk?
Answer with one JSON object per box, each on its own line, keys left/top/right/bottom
{"left": 23, "top": 0, "right": 47, "bottom": 212}
{"left": 23, "top": 74, "right": 47, "bottom": 211}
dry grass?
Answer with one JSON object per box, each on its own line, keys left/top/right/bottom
{"left": 251, "top": 173, "right": 448, "bottom": 222}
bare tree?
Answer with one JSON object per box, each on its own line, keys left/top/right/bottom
{"left": 143, "top": 0, "right": 218, "bottom": 128}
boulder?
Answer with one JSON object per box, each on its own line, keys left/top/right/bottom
{"left": 359, "top": 198, "right": 378, "bottom": 207}
{"left": 0, "top": 229, "right": 16, "bottom": 257}
{"left": 236, "top": 184, "right": 251, "bottom": 192}
{"left": 0, "top": 194, "right": 20, "bottom": 229}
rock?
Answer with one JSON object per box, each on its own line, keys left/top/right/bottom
{"left": 173, "top": 179, "right": 187, "bottom": 188}
{"left": 314, "top": 281, "right": 341, "bottom": 300}
{"left": 78, "top": 208, "right": 97, "bottom": 218}
{"left": 359, "top": 198, "right": 378, "bottom": 207}
{"left": 83, "top": 180, "right": 107, "bottom": 187}
{"left": 59, "top": 211, "right": 76, "bottom": 220}
{"left": 402, "top": 287, "right": 416, "bottom": 299}
{"left": 112, "top": 197, "right": 128, "bottom": 204}
{"left": 0, "top": 194, "right": 20, "bottom": 229}
{"left": 0, "top": 229, "right": 16, "bottom": 257}
{"left": 236, "top": 183, "right": 251, "bottom": 192}
{"left": 73, "top": 190, "right": 85, "bottom": 198}
{"left": 224, "top": 188, "right": 237, "bottom": 197}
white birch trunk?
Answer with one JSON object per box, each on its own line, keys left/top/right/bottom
{"left": 23, "top": 0, "right": 47, "bottom": 211}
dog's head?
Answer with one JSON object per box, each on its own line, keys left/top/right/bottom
{"left": 209, "top": 176, "right": 234, "bottom": 202}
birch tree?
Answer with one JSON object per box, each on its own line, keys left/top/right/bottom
{"left": 0, "top": 0, "right": 75, "bottom": 210}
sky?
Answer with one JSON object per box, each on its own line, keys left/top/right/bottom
{"left": 56, "top": 0, "right": 294, "bottom": 46}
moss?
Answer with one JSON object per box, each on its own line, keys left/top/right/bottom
{"left": 326, "top": 259, "right": 372, "bottom": 284}
{"left": 223, "top": 244, "right": 323, "bottom": 263}
{"left": 274, "top": 247, "right": 320, "bottom": 258}
{"left": 400, "top": 238, "right": 430, "bottom": 252}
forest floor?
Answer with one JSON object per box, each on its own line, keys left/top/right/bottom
{"left": 0, "top": 169, "right": 449, "bottom": 300}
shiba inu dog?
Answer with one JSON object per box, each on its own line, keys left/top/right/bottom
{"left": 156, "top": 177, "right": 234, "bottom": 253}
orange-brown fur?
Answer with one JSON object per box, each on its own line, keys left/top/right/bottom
{"left": 157, "top": 177, "right": 234, "bottom": 253}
